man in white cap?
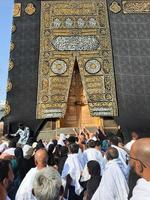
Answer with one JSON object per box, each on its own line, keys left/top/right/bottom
{"left": 58, "top": 133, "right": 66, "bottom": 146}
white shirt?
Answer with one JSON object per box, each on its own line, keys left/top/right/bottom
{"left": 83, "top": 148, "right": 105, "bottom": 175}
{"left": 125, "top": 140, "right": 135, "bottom": 151}
{"left": 61, "top": 153, "right": 83, "bottom": 196}
{"left": 130, "top": 178, "right": 150, "bottom": 200}
{"left": 15, "top": 167, "right": 37, "bottom": 200}
{"left": 92, "top": 159, "right": 129, "bottom": 200}
{"left": 111, "top": 145, "right": 129, "bottom": 180}
{"left": 14, "top": 127, "right": 30, "bottom": 145}
{"left": 3, "top": 148, "right": 16, "bottom": 156}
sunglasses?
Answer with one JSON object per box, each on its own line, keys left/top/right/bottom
{"left": 126, "top": 154, "right": 147, "bottom": 168}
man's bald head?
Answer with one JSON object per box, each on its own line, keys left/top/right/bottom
{"left": 34, "top": 148, "right": 48, "bottom": 169}
{"left": 130, "top": 138, "right": 150, "bottom": 180}
{"left": 106, "top": 147, "right": 119, "bottom": 161}
{"left": 131, "top": 138, "right": 150, "bottom": 166}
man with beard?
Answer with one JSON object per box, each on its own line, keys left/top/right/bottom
{"left": 129, "top": 138, "right": 150, "bottom": 200}
{"left": 0, "top": 160, "right": 14, "bottom": 200}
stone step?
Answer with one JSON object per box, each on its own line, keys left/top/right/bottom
{"left": 37, "top": 122, "right": 118, "bottom": 141}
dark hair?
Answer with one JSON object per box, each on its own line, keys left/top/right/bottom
{"left": 27, "top": 137, "right": 34, "bottom": 146}
{"left": 0, "top": 160, "right": 10, "bottom": 182}
{"left": 14, "top": 147, "right": 24, "bottom": 159}
{"left": 52, "top": 139, "right": 57, "bottom": 147}
{"left": 60, "top": 146, "right": 68, "bottom": 157}
{"left": 18, "top": 123, "right": 24, "bottom": 129}
{"left": 87, "top": 160, "right": 101, "bottom": 176}
{"left": 36, "top": 140, "right": 45, "bottom": 151}
{"left": 9, "top": 141, "right": 16, "bottom": 148}
{"left": 88, "top": 140, "right": 96, "bottom": 148}
{"left": 95, "top": 140, "right": 101, "bottom": 147}
{"left": 67, "top": 136, "right": 76, "bottom": 144}
{"left": 68, "top": 143, "right": 79, "bottom": 154}
{"left": 106, "top": 147, "right": 119, "bottom": 160}
{"left": 110, "top": 136, "right": 119, "bottom": 146}
{"left": 48, "top": 144, "right": 55, "bottom": 154}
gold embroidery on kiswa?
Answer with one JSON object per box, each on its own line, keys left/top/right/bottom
{"left": 123, "top": 1, "right": 150, "bottom": 13}
{"left": 36, "top": 0, "right": 118, "bottom": 119}
{"left": 25, "top": 3, "right": 36, "bottom": 15}
{"left": 13, "top": 3, "right": 21, "bottom": 17}
{"left": 109, "top": 2, "right": 122, "bottom": 14}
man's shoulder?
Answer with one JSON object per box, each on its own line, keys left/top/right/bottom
{"left": 131, "top": 178, "right": 150, "bottom": 200}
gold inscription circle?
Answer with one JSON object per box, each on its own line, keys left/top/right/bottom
{"left": 51, "top": 60, "right": 67, "bottom": 75}
{"left": 85, "top": 59, "right": 101, "bottom": 74}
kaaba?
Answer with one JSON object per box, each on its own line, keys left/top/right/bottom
{"left": 3, "top": 0, "right": 150, "bottom": 137}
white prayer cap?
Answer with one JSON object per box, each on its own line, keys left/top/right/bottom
{"left": 92, "top": 136, "right": 97, "bottom": 141}
{"left": 23, "top": 144, "right": 33, "bottom": 158}
{"left": 59, "top": 133, "right": 66, "bottom": 141}
{"left": 66, "top": 134, "right": 70, "bottom": 139}
{"left": 32, "top": 142, "right": 37, "bottom": 149}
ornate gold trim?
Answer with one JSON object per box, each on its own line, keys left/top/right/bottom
{"left": 4, "top": 102, "right": 11, "bottom": 117}
{"left": 37, "top": 0, "right": 118, "bottom": 119}
{"left": 10, "top": 42, "right": 15, "bottom": 52}
{"left": 109, "top": 2, "right": 121, "bottom": 13}
{"left": 25, "top": 3, "right": 36, "bottom": 15}
{"left": 9, "top": 60, "right": 14, "bottom": 71}
{"left": 12, "top": 24, "right": 16, "bottom": 33}
{"left": 7, "top": 81, "right": 12, "bottom": 92}
{"left": 13, "top": 3, "right": 21, "bottom": 17}
{"left": 123, "top": 1, "right": 150, "bottom": 13}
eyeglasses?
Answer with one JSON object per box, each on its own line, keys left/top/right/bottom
{"left": 126, "top": 154, "right": 147, "bottom": 168}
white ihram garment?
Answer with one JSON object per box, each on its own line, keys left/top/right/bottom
{"left": 61, "top": 153, "right": 83, "bottom": 196}
{"left": 15, "top": 167, "right": 37, "bottom": 200}
{"left": 125, "top": 140, "right": 135, "bottom": 151}
{"left": 14, "top": 127, "right": 30, "bottom": 145}
{"left": 111, "top": 145, "right": 129, "bottom": 179}
{"left": 92, "top": 159, "right": 129, "bottom": 200}
{"left": 130, "top": 178, "right": 150, "bottom": 200}
{"left": 83, "top": 148, "right": 105, "bottom": 175}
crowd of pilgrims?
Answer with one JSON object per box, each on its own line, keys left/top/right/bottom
{"left": 0, "top": 125, "right": 149, "bottom": 200}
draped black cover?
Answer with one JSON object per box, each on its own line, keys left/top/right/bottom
{"left": 4, "top": 0, "right": 150, "bottom": 137}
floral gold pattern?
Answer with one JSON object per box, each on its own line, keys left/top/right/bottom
{"left": 25, "top": 3, "right": 36, "bottom": 15}
{"left": 4, "top": 102, "right": 11, "bottom": 117}
{"left": 12, "top": 24, "right": 16, "bottom": 33}
{"left": 10, "top": 42, "right": 15, "bottom": 52}
{"left": 109, "top": 2, "right": 121, "bottom": 14}
{"left": 13, "top": 3, "right": 21, "bottom": 17}
{"left": 9, "top": 60, "right": 14, "bottom": 71}
{"left": 7, "top": 81, "right": 12, "bottom": 92}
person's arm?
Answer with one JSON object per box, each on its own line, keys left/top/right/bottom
{"left": 83, "top": 128, "right": 90, "bottom": 140}
{"left": 63, "top": 174, "right": 72, "bottom": 199}
{"left": 98, "top": 126, "right": 106, "bottom": 136}
{"left": 73, "top": 128, "right": 79, "bottom": 137}
{"left": 10, "top": 129, "right": 20, "bottom": 137}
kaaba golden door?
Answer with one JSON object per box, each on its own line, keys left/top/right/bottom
{"left": 36, "top": 0, "right": 118, "bottom": 129}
